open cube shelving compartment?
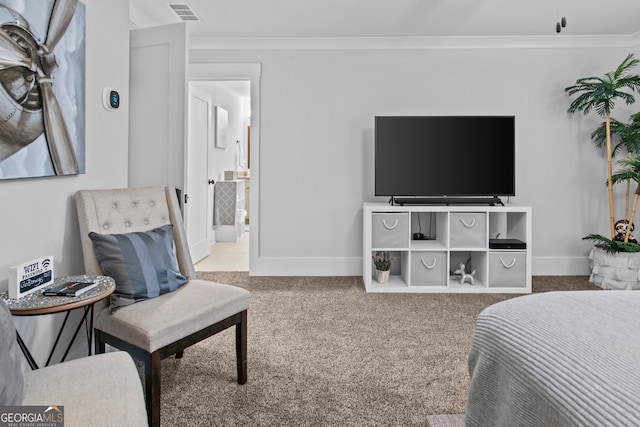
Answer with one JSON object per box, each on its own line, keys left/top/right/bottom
{"left": 363, "top": 202, "right": 532, "bottom": 293}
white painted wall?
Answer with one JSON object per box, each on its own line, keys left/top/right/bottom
{"left": 0, "top": 0, "right": 130, "bottom": 366}
{"left": 191, "top": 44, "right": 640, "bottom": 275}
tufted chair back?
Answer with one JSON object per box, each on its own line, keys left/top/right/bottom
{"left": 75, "top": 187, "right": 196, "bottom": 309}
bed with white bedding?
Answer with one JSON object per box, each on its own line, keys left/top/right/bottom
{"left": 466, "top": 290, "right": 640, "bottom": 426}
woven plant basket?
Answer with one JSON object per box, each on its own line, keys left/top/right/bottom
{"left": 589, "top": 247, "right": 640, "bottom": 290}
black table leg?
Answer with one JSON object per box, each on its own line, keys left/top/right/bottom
{"left": 16, "top": 331, "right": 39, "bottom": 370}
{"left": 46, "top": 310, "right": 72, "bottom": 366}
{"left": 59, "top": 304, "right": 94, "bottom": 363}
{"left": 16, "top": 303, "right": 97, "bottom": 369}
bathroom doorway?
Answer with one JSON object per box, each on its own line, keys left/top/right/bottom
{"left": 192, "top": 79, "right": 251, "bottom": 272}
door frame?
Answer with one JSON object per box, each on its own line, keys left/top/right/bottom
{"left": 188, "top": 63, "right": 261, "bottom": 275}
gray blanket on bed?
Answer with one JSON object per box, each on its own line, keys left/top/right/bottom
{"left": 466, "top": 290, "right": 640, "bottom": 427}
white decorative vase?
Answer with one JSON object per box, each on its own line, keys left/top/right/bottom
{"left": 376, "top": 269, "right": 390, "bottom": 284}
{"left": 589, "top": 247, "right": 640, "bottom": 290}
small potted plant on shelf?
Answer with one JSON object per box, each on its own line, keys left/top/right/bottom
{"left": 565, "top": 53, "right": 640, "bottom": 289}
{"left": 373, "top": 251, "right": 391, "bottom": 284}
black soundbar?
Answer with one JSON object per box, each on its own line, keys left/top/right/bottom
{"left": 489, "top": 239, "right": 527, "bottom": 250}
{"left": 393, "top": 196, "right": 504, "bottom": 206}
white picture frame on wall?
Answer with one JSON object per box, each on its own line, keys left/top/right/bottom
{"left": 214, "top": 106, "right": 228, "bottom": 148}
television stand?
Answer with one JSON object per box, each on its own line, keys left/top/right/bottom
{"left": 391, "top": 196, "right": 504, "bottom": 206}
{"left": 363, "top": 202, "right": 532, "bottom": 293}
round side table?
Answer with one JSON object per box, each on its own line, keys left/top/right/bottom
{"left": 1, "top": 275, "right": 115, "bottom": 370}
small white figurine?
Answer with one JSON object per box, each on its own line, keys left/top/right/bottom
{"left": 454, "top": 263, "right": 476, "bottom": 285}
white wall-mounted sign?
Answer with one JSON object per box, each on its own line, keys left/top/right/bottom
{"left": 9, "top": 256, "right": 54, "bottom": 299}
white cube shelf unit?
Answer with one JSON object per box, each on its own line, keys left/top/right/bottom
{"left": 363, "top": 202, "right": 532, "bottom": 293}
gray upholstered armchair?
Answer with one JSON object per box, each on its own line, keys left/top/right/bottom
{"left": 0, "top": 298, "right": 148, "bottom": 427}
{"left": 75, "top": 187, "right": 250, "bottom": 427}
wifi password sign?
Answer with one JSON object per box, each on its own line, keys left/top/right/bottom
{"left": 9, "top": 256, "right": 55, "bottom": 299}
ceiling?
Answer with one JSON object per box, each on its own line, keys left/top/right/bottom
{"left": 129, "top": 0, "right": 640, "bottom": 40}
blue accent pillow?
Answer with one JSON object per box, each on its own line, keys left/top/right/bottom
{"left": 89, "top": 224, "right": 189, "bottom": 312}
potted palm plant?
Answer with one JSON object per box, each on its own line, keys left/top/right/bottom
{"left": 590, "top": 112, "right": 640, "bottom": 229}
{"left": 565, "top": 53, "right": 640, "bottom": 289}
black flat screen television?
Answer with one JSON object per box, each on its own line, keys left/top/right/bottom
{"left": 375, "top": 116, "right": 515, "bottom": 204}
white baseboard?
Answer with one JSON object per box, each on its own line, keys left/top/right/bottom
{"left": 250, "top": 255, "right": 592, "bottom": 276}
{"left": 532, "top": 256, "right": 591, "bottom": 276}
{"left": 250, "top": 256, "right": 362, "bottom": 276}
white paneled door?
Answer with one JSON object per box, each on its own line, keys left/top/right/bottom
{"left": 186, "top": 85, "right": 214, "bottom": 262}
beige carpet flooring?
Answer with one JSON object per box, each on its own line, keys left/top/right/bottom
{"left": 160, "top": 274, "right": 598, "bottom": 426}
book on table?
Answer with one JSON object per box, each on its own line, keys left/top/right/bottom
{"left": 43, "top": 280, "right": 98, "bottom": 297}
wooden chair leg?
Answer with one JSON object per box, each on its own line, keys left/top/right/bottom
{"left": 94, "top": 329, "right": 105, "bottom": 354}
{"left": 236, "top": 310, "right": 247, "bottom": 384}
{"left": 145, "top": 351, "right": 162, "bottom": 427}
{"left": 175, "top": 350, "right": 184, "bottom": 359}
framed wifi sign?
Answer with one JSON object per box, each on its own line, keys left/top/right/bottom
{"left": 9, "top": 256, "right": 54, "bottom": 299}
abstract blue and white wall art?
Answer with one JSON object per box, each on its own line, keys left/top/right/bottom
{"left": 0, "top": 0, "right": 85, "bottom": 180}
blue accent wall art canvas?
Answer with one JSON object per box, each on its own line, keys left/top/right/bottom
{"left": 0, "top": 0, "right": 85, "bottom": 180}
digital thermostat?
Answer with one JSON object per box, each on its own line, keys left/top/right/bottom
{"left": 102, "top": 87, "right": 120, "bottom": 111}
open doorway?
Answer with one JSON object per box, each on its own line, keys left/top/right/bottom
{"left": 192, "top": 80, "right": 251, "bottom": 272}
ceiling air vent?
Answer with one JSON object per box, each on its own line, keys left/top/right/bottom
{"left": 169, "top": 4, "right": 200, "bottom": 21}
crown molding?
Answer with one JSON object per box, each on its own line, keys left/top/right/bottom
{"left": 189, "top": 34, "right": 640, "bottom": 51}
